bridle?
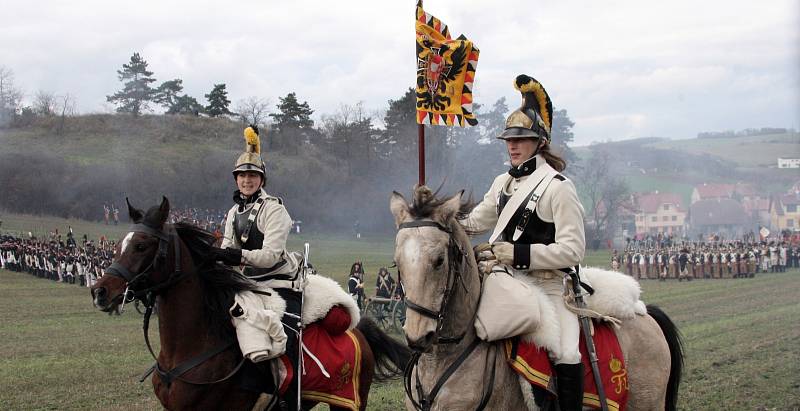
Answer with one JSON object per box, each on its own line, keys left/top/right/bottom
{"left": 103, "top": 223, "right": 245, "bottom": 387}
{"left": 397, "top": 220, "right": 468, "bottom": 346}
{"left": 398, "top": 219, "right": 496, "bottom": 411}
{"left": 104, "top": 223, "right": 185, "bottom": 305}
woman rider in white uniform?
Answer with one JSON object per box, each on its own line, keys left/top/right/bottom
{"left": 458, "top": 75, "right": 586, "bottom": 411}
{"left": 212, "top": 125, "right": 302, "bottom": 411}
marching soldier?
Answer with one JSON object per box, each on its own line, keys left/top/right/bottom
{"left": 459, "top": 75, "right": 586, "bottom": 410}
{"left": 678, "top": 248, "right": 690, "bottom": 282}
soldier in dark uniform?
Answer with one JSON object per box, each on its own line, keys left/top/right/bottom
{"left": 348, "top": 262, "right": 366, "bottom": 309}
{"left": 678, "top": 248, "right": 690, "bottom": 282}
{"left": 459, "top": 75, "right": 586, "bottom": 411}
{"left": 213, "top": 125, "right": 303, "bottom": 410}
{"left": 375, "top": 266, "right": 395, "bottom": 299}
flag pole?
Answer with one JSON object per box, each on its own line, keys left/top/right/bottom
{"left": 418, "top": 123, "right": 426, "bottom": 186}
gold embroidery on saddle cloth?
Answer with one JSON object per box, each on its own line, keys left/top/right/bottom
{"left": 335, "top": 362, "right": 353, "bottom": 391}
{"left": 609, "top": 355, "right": 629, "bottom": 394}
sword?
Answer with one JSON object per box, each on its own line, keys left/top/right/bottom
{"left": 566, "top": 266, "right": 609, "bottom": 411}
{"left": 295, "top": 242, "right": 310, "bottom": 411}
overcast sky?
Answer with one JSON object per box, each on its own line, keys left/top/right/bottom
{"left": 2, "top": 0, "right": 798, "bottom": 145}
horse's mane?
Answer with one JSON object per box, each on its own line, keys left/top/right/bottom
{"left": 173, "top": 222, "right": 256, "bottom": 338}
{"left": 407, "top": 186, "right": 480, "bottom": 235}
{"left": 407, "top": 186, "right": 476, "bottom": 221}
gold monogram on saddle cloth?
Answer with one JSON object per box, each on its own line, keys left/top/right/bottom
{"left": 299, "top": 325, "right": 363, "bottom": 411}
{"left": 505, "top": 321, "right": 630, "bottom": 410}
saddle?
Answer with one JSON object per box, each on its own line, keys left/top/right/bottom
{"left": 503, "top": 266, "right": 643, "bottom": 411}
{"left": 231, "top": 274, "right": 362, "bottom": 362}
{"left": 507, "top": 322, "right": 630, "bottom": 411}
{"left": 232, "top": 274, "right": 365, "bottom": 410}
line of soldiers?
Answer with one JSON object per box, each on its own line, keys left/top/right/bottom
{"left": 611, "top": 241, "right": 798, "bottom": 281}
{"left": 168, "top": 207, "right": 227, "bottom": 234}
{"left": 0, "top": 233, "right": 115, "bottom": 288}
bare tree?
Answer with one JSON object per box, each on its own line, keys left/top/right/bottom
{"left": 33, "top": 90, "right": 57, "bottom": 116}
{"left": 321, "top": 102, "right": 375, "bottom": 176}
{"left": 234, "top": 96, "right": 271, "bottom": 127}
{"left": 55, "top": 93, "right": 76, "bottom": 135}
{"left": 577, "top": 148, "right": 632, "bottom": 250}
{"left": 0, "top": 66, "right": 23, "bottom": 126}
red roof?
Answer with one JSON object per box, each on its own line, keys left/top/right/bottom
{"left": 636, "top": 192, "right": 684, "bottom": 214}
{"left": 734, "top": 183, "right": 758, "bottom": 197}
{"left": 694, "top": 183, "right": 734, "bottom": 199}
{"left": 741, "top": 198, "right": 770, "bottom": 213}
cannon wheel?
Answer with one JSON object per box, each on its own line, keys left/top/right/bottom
{"left": 364, "top": 298, "right": 391, "bottom": 330}
{"left": 391, "top": 299, "right": 406, "bottom": 333}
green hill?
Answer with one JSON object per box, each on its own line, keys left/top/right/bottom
{"left": 573, "top": 132, "right": 800, "bottom": 200}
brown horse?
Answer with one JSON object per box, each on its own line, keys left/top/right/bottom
{"left": 390, "top": 188, "right": 684, "bottom": 410}
{"left": 91, "top": 197, "right": 409, "bottom": 411}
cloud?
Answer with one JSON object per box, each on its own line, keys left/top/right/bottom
{"left": 1, "top": 0, "right": 797, "bottom": 143}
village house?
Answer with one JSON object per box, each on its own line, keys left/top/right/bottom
{"left": 633, "top": 191, "right": 686, "bottom": 236}
{"left": 777, "top": 158, "right": 800, "bottom": 168}
{"left": 769, "top": 193, "right": 800, "bottom": 232}
{"left": 688, "top": 198, "right": 749, "bottom": 237}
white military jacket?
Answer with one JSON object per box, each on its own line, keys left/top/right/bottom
{"left": 459, "top": 154, "right": 586, "bottom": 272}
{"left": 221, "top": 189, "right": 299, "bottom": 280}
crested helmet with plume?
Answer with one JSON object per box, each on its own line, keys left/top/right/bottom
{"left": 498, "top": 74, "right": 553, "bottom": 142}
{"left": 232, "top": 125, "right": 266, "bottom": 185}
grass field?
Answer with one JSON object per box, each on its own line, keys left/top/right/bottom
{"left": 1, "top": 215, "right": 799, "bottom": 410}
{"left": 2, "top": 268, "right": 798, "bottom": 410}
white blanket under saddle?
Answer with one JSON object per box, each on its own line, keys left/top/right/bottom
{"left": 231, "top": 274, "right": 361, "bottom": 363}
{"left": 498, "top": 266, "right": 646, "bottom": 356}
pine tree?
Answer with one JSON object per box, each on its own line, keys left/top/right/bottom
{"left": 169, "top": 95, "right": 204, "bottom": 116}
{"left": 154, "top": 79, "right": 183, "bottom": 112}
{"left": 204, "top": 84, "right": 232, "bottom": 117}
{"left": 106, "top": 53, "right": 157, "bottom": 116}
{"left": 269, "top": 92, "right": 314, "bottom": 131}
{"left": 551, "top": 108, "right": 577, "bottom": 164}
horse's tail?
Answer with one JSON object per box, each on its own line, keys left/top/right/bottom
{"left": 647, "top": 304, "right": 684, "bottom": 411}
{"left": 356, "top": 317, "right": 411, "bottom": 381}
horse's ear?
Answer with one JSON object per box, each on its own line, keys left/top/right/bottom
{"left": 434, "top": 190, "right": 464, "bottom": 225}
{"left": 390, "top": 191, "right": 411, "bottom": 228}
{"left": 127, "top": 197, "right": 144, "bottom": 223}
{"left": 157, "top": 196, "right": 170, "bottom": 226}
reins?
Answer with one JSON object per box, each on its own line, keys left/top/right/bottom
{"left": 106, "top": 223, "right": 244, "bottom": 387}
{"left": 398, "top": 219, "right": 496, "bottom": 411}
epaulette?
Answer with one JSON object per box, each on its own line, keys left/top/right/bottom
{"left": 554, "top": 174, "right": 566, "bottom": 181}
{"left": 264, "top": 195, "right": 283, "bottom": 205}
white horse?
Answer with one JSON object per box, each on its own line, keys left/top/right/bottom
{"left": 391, "top": 187, "right": 683, "bottom": 410}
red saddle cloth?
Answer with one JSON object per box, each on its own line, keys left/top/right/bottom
{"left": 279, "top": 306, "right": 363, "bottom": 411}
{"left": 505, "top": 321, "right": 629, "bottom": 411}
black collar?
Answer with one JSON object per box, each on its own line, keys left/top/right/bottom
{"left": 233, "top": 190, "right": 262, "bottom": 212}
{"left": 508, "top": 156, "right": 537, "bottom": 178}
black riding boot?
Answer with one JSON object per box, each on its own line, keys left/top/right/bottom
{"left": 555, "top": 363, "right": 584, "bottom": 411}
{"left": 276, "top": 288, "right": 302, "bottom": 411}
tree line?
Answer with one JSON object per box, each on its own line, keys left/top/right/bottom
{"left": 0, "top": 54, "right": 637, "bottom": 245}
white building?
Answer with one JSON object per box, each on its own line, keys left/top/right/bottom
{"left": 777, "top": 158, "right": 800, "bottom": 168}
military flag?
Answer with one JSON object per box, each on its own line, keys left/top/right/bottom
{"left": 415, "top": 0, "right": 479, "bottom": 127}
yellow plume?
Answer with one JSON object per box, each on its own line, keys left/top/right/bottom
{"left": 515, "top": 78, "right": 551, "bottom": 132}
{"left": 244, "top": 126, "right": 261, "bottom": 154}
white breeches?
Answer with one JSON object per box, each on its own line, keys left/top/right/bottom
{"left": 527, "top": 274, "right": 581, "bottom": 365}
